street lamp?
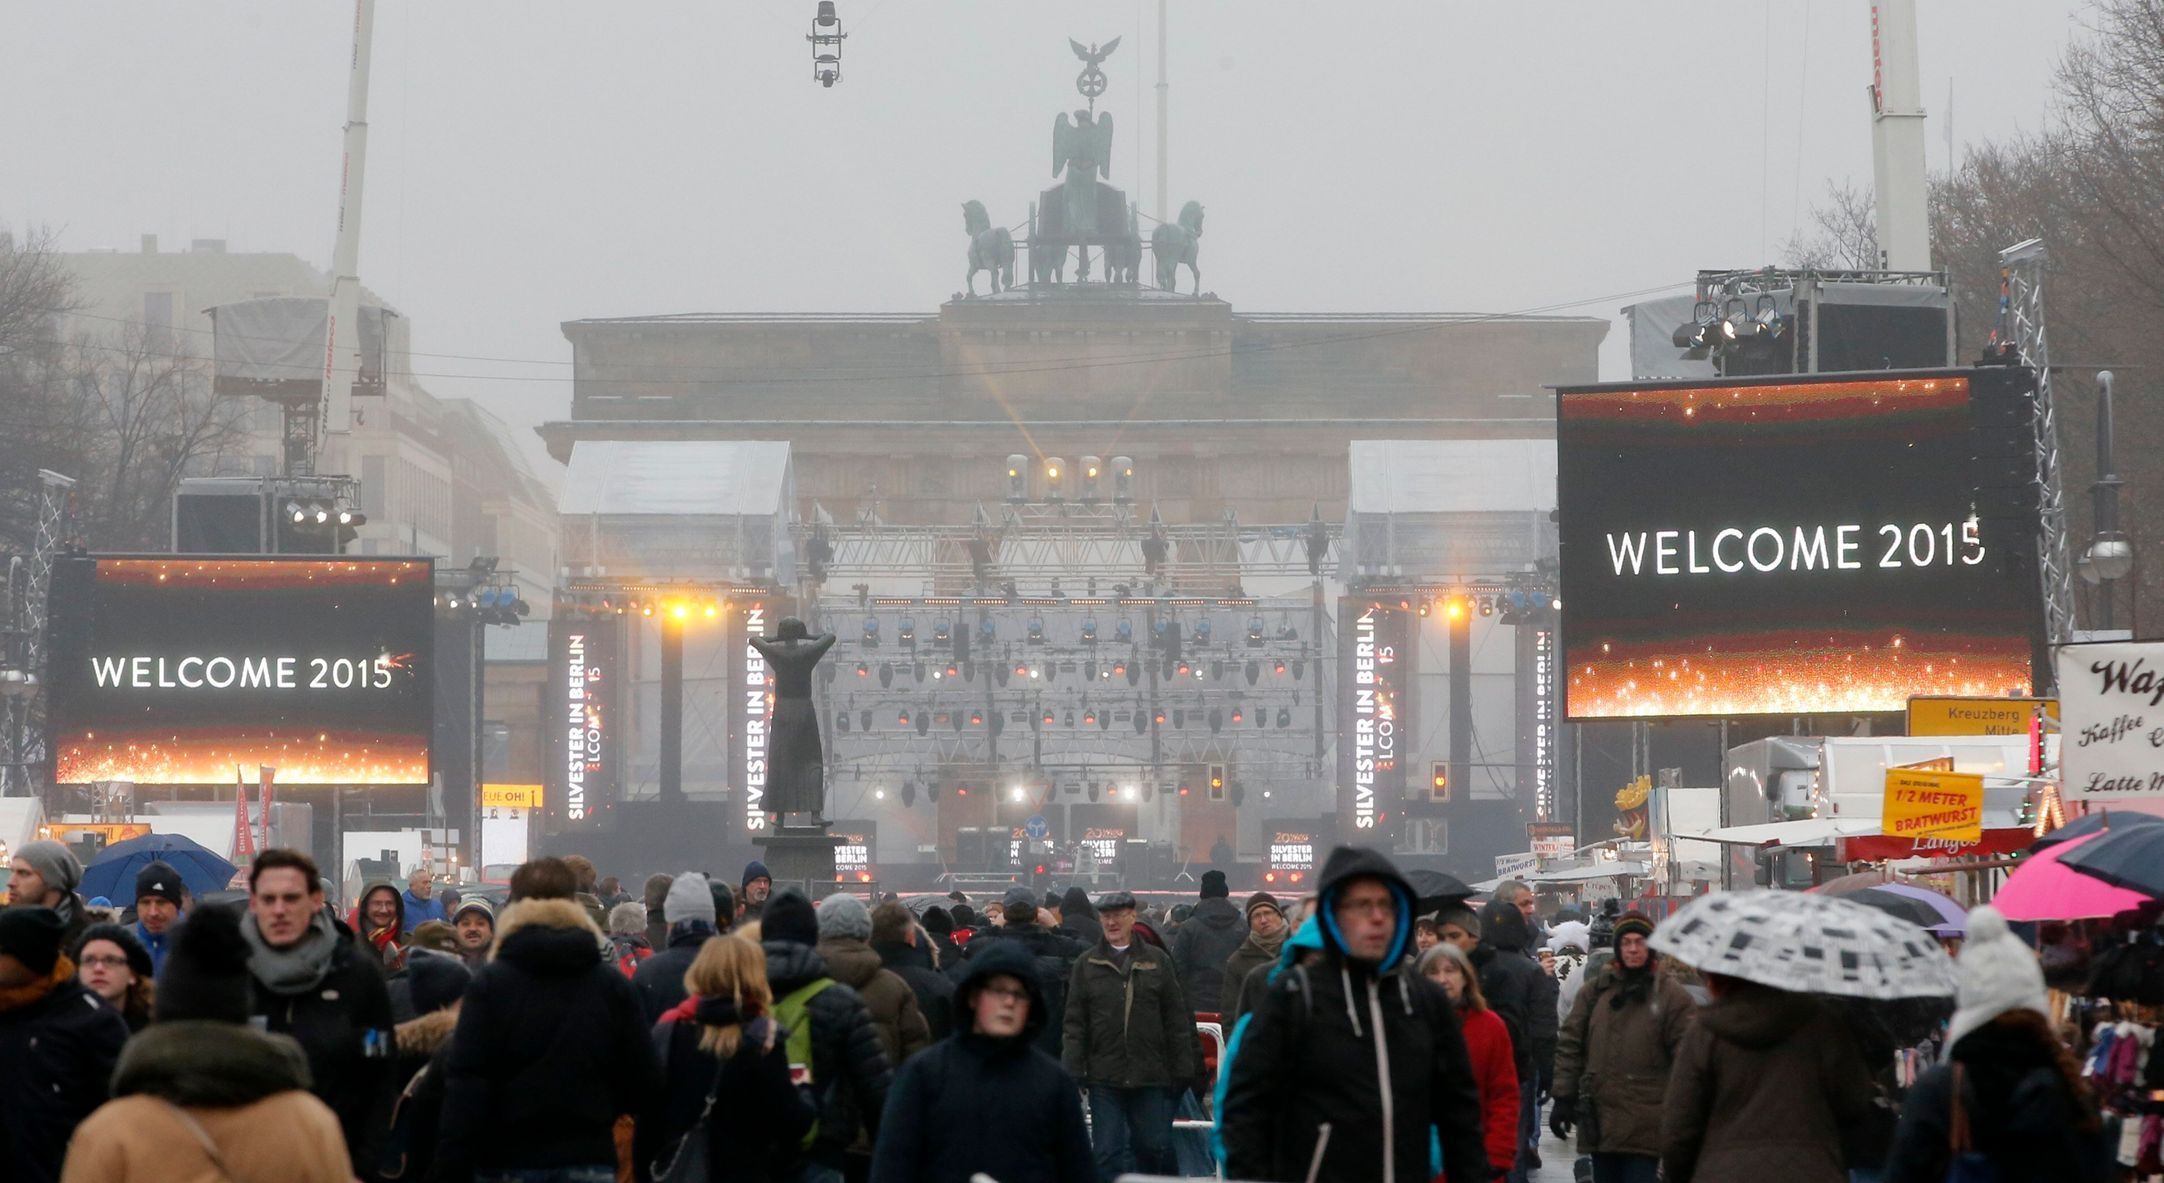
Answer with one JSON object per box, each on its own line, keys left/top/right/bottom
{"left": 2084, "top": 371, "right": 2135, "bottom": 630}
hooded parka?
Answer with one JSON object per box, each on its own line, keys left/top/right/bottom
{"left": 1170, "top": 895, "right": 1247, "bottom": 1013}
{"left": 1550, "top": 957, "right": 1696, "bottom": 1157}
{"left": 1216, "top": 846, "right": 1490, "bottom": 1183}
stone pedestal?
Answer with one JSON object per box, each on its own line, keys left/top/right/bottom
{"left": 754, "top": 825, "right": 845, "bottom": 892}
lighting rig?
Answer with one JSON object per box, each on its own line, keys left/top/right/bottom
{"left": 808, "top": 1, "right": 845, "bottom": 87}
{"left": 436, "top": 558, "right": 530, "bottom": 626}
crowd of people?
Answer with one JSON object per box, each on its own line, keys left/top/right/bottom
{"left": 0, "top": 835, "right": 2119, "bottom": 1183}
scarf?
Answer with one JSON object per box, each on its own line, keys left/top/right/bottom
{"left": 242, "top": 910, "right": 341, "bottom": 994}
{"left": 0, "top": 957, "right": 73, "bottom": 1012}
{"left": 1607, "top": 959, "right": 1657, "bottom": 1010}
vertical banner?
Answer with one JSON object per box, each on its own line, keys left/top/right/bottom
{"left": 729, "top": 597, "right": 793, "bottom": 840}
{"left": 1338, "top": 600, "right": 1412, "bottom": 833}
{"left": 2058, "top": 640, "right": 2164, "bottom": 800}
{"left": 231, "top": 768, "right": 257, "bottom": 863}
{"left": 258, "top": 765, "right": 276, "bottom": 852}
{"left": 547, "top": 616, "right": 621, "bottom": 831}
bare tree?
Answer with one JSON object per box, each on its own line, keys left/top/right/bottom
{"left": 1783, "top": 180, "right": 1881, "bottom": 271}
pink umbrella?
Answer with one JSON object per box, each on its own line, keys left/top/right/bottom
{"left": 1992, "top": 831, "right": 2154, "bottom": 921}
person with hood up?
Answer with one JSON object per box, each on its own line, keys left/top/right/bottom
{"left": 1171, "top": 870, "right": 1248, "bottom": 1015}
{"left": 951, "top": 886, "right": 1091, "bottom": 1058}
{"left": 607, "top": 900, "right": 654, "bottom": 977}
{"left": 817, "top": 892, "right": 931, "bottom": 1067}
{"left": 240, "top": 849, "right": 394, "bottom": 1180}
{"left": 1878, "top": 904, "right": 2111, "bottom": 1183}
{"left": 449, "top": 897, "right": 495, "bottom": 970}
{"left": 1659, "top": 971, "right": 1873, "bottom": 1183}
{"left": 638, "top": 934, "right": 815, "bottom": 1183}
{"left": 762, "top": 888, "right": 894, "bottom": 1183}
{"left": 870, "top": 939, "right": 1095, "bottom": 1183}
{"left": 352, "top": 881, "right": 408, "bottom": 971}
{"left": 1419, "top": 941, "right": 1520, "bottom": 1179}
{"left": 1220, "top": 892, "right": 1288, "bottom": 1027}
{"left": 1474, "top": 897, "right": 1555, "bottom": 1183}
{"left": 60, "top": 903, "right": 351, "bottom": 1183}
{"left": 1217, "top": 846, "right": 1490, "bottom": 1183}
{"left": 9, "top": 839, "right": 91, "bottom": 952}
{"left": 74, "top": 922, "right": 155, "bottom": 1032}
{"left": 0, "top": 906, "right": 128, "bottom": 1183}
{"left": 433, "top": 876, "right": 661, "bottom": 1181}
{"left": 1064, "top": 890, "right": 1197, "bottom": 1182}
{"left": 635, "top": 872, "right": 722, "bottom": 1023}
{"left": 920, "top": 904, "right": 962, "bottom": 963}
{"left": 1549, "top": 911, "right": 1694, "bottom": 1183}
{"left": 129, "top": 861, "right": 184, "bottom": 975}
{"left": 870, "top": 899, "right": 957, "bottom": 1041}
{"left": 1059, "top": 886, "right": 1104, "bottom": 947}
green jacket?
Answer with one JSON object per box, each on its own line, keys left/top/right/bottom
{"left": 1552, "top": 961, "right": 1696, "bottom": 1157}
{"left": 1062, "top": 939, "right": 1199, "bottom": 1088}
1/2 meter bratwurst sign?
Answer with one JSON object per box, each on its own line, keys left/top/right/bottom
{"left": 1556, "top": 370, "right": 2044, "bottom": 719}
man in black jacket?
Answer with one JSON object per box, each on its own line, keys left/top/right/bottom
{"left": 434, "top": 891, "right": 661, "bottom": 1181}
{"left": 1170, "top": 870, "right": 1247, "bottom": 1014}
{"left": 1219, "top": 846, "right": 1489, "bottom": 1183}
{"left": 1477, "top": 897, "right": 1556, "bottom": 1183}
{"left": 632, "top": 871, "right": 720, "bottom": 1022}
{"left": 951, "top": 885, "right": 1090, "bottom": 1058}
{"left": 763, "top": 889, "right": 893, "bottom": 1183}
{"left": 241, "top": 849, "right": 395, "bottom": 1181}
{"left": 0, "top": 905, "right": 128, "bottom": 1183}
{"left": 871, "top": 939, "right": 1094, "bottom": 1183}
{"left": 1064, "top": 890, "right": 1197, "bottom": 1183}
{"left": 871, "top": 899, "right": 956, "bottom": 1041}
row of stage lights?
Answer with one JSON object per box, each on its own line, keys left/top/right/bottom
{"left": 865, "top": 773, "right": 1263, "bottom": 807}
{"left": 555, "top": 593, "right": 731, "bottom": 620}
{"left": 847, "top": 654, "right": 1307, "bottom": 687}
{"left": 1670, "top": 294, "right": 1794, "bottom": 362}
{"left": 284, "top": 499, "right": 365, "bottom": 530}
{"left": 1391, "top": 590, "right": 1561, "bottom": 623}
{"left": 863, "top": 615, "right": 1298, "bottom": 650}
{"left": 835, "top": 701, "right": 1300, "bottom": 735}
{"left": 1005, "top": 454, "right": 1135, "bottom": 503}
{"left": 436, "top": 583, "right": 531, "bottom": 625}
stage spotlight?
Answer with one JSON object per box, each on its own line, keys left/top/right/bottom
{"left": 1172, "top": 709, "right": 1184, "bottom": 728}
{"left": 1231, "top": 706, "right": 1245, "bottom": 724}
{"left": 1245, "top": 660, "right": 1259, "bottom": 686}
{"left": 859, "top": 709, "right": 873, "bottom": 731}
{"left": 862, "top": 617, "right": 880, "bottom": 647}
{"left": 1273, "top": 660, "right": 1287, "bottom": 675}
{"left": 1011, "top": 786, "right": 1027, "bottom": 803}
{"left": 901, "top": 781, "right": 917, "bottom": 807}
{"left": 1193, "top": 619, "right": 1211, "bottom": 641}
{"left": 1479, "top": 596, "right": 1495, "bottom": 617}
{"left": 898, "top": 618, "right": 916, "bottom": 647}
{"left": 994, "top": 664, "right": 1010, "bottom": 688}
{"left": 1081, "top": 618, "right": 1098, "bottom": 644}
{"left": 1111, "top": 455, "right": 1134, "bottom": 502}
{"left": 1247, "top": 616, "right": 1265, "bottom": 646}
{"left": 1208, "top": 708, "right": 1223, "bottom": 734}
{"left": 337, "top": 507, "right": 365, "bottom": 527}
{"left": 837, "top": 712, "right": 851, "bottom": 733}
{"left": 897, "top": 709, "right": 911, "bottom": 727}
{"left": 1210, "top": 660, "right": 1223, "bottom": 681}
{"left": 879, "top": 662, "right": 893, "bottom": 689}
{"left": 1417, "top": 599, "right": 1431, "bottom": 617}
{"left": 933, "top": 621, "right": 951, "bottom": 644}
{"left": 1079, "top": 455, "right": 1103, "bottom": 500}
{"left": 1084, "top": 708, "right": 1098, "bottom": 726}
{"left": 873, "top": 788, "right": 884, "bottom": 800}
{"left": 915, "top": 711, "right": 930, "bottom": 736}
{"left": 1115, "top": 620, "right": 1134, "bottom": 643}
{"left": 1291, "top": 659, "right": 1305, "bottom": 680}
{"left": 970, "top": 711, "right": 984, "bottom": 726}
{"left": 1027, "top": 618, "right": 1045, "bottom": 644}
{"left": 1126, "top": 662, "right": 1140, "bottom": 687}
{"left": 1133, "top": 710, "right": 1148, "bottom": 735}
{"left": 1006, "top": 454, "right": 1028, "bottom": 502}
{"left": 1277, "top": 708, "right": 1292, "bottom": 728}
{"left": 1042, "top": 709, "right": 1055, "bottom": 726}
{"left": 1445, "top": 597, "right": 1467, "bottom": 622}
{"left": 1042, "top": 662, "right": 1057, "bottom": 684}
{"left": 912, "top": 660, "right": 925, "bottom": 682}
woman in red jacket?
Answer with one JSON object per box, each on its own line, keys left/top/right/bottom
{"left": 1421, "top": 940, "right": 1520, "bottom": 1179}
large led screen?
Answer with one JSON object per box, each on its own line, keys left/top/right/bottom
{"left": 46, "top": 556, "right": 434, "bottom": 784}
{"left": 1556, "top": 370, "right": 2042, "bottom": 719}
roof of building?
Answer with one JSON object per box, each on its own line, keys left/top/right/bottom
{"left": 559, "top": 440, "right": 792, "bottom": 517}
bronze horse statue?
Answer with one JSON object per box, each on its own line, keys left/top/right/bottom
{"left": 964, "top": 200, "right": 1015, "bottom": 296}
{"left": 1150, "top": 200, "right": 1204, "bottom": 293}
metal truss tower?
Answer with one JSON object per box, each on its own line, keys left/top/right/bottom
{"left": 1997, "top": 240, "right": 2076, "bottom": 647}
{"left": 2, "top": 470, "right": 77, "bottom": 797}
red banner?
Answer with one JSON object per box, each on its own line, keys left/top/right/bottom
{"left": 1836, "top": 827, "right": 2032, "bottom": 862}
{"left": 232, "top": 770, "right": 257, "bottom": 862}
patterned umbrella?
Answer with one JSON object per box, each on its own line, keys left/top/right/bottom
{"left": 1649, "top": 889, "right": 1958, "bottom": 998}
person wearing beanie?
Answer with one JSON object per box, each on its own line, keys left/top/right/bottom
{"left": 919, "top": 903, "right": 962, "bottom": 964}
{"left": 741, "top": 859, "right": 773, "bottom": 919}
{"left": 10, "top": 839, "right": 90, "bottom": 952}
{"left": 1876, "top": 906, "right": 2111, "bottom": 1183}
{"left": 1060, "top": 885, "right": 1104, "bottom": 947}
{"left": 1172, "top": 869, "right": 1248, "bottom": 1014}
{"left": 871, "top": 900, "right": 957, "bottom": 1041}
{"left": 709, "top": 878, "right": 738, "bottom": 935}
{"left": 1220, "top": 892, "right": 1288, "bottom": 1026}
{"left": 75, "top": 922, "right": 156, "bottom": 1032}
{"left": 634, "top": 872, "right": 721, "bottom": 1023}
{"left": 131, "top": 859, "right": 186, "bottom": 975}
{"left": 819, "top": 893, "right": 930, "bottom": 1068}
{"left": 0, "top": 904, "right": 127, "bottom": 1183}
{"left": 62, "top": 904, "right": 353, "bottom": 1183}
{"left": 759, "top": 889, "right": 893, "bottom": 1179}
{"left": 450, "top": 897, "right": 496, "bottom": 969}
{"left": 1551, "top": 909, "right": 1696, "bottom": 1182}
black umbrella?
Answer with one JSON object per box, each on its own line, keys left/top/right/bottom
{"left": 1404, "top": 869, "right": 1476, "bottom": 914}
{"left": 2031, "top": 809, "right": 2164, "bottom": 852}
{"left": 1845, "top": 887, "right": 1951, "bottom": 931}
{"left": 2059, "top": 823, "right": 2164, "bottom": 899}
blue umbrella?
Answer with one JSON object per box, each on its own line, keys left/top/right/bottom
{"left": 2059, "top": 823, "right": 2164, "bottom": 901}
{"left": 2030, "top": 808, "right": 2164, "bottom": 852}
{"left": 80, "top": 832, "right": 238, "bottom": 903}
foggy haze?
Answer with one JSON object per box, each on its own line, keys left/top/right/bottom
{"left": 1, "top": 1, "right": 2082, "bottom": 455}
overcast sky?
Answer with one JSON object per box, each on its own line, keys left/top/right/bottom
{"left": 2, "top": 1, "right": 2085, "bottom": 462}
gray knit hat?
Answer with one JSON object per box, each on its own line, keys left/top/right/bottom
{"left": 664, "top": 872, "right": 718, "bottom": 927}
{"left": 13, "top": 840, "right": 81, "bottom": 897}
{"left": 817, "top": 892, "right": 873, "bottom": 941}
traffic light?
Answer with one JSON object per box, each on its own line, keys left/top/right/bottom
{"left": 1430, "top": 762, "right": 1450, "bottom": 803}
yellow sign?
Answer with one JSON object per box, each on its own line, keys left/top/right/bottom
{"left": 45, "top": 822, "right": 152, "bottom": 845}
{"left": 1907, "top": 696, "right": 2055, "bottom": 738}
{"left": 480, "top": 783, "right": 543, "bottom": 809}
{"left": 1882, "top": 768, "right": 1985, "bottom": 841}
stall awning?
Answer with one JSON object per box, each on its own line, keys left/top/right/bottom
{"left": 1683, "top": 818, "right": 1881, "bottom": 848}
